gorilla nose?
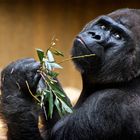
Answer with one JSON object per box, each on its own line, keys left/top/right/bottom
{"left": 88, "top": 31, "right": 101, "bottom": 41}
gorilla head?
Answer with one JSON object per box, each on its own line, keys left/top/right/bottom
{"left": 72, "top": 9, "right": 140, "bottom": 84}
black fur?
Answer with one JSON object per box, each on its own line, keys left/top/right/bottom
{"left": 51, "top": 8, "right": 140, "bottom": 140}
{"left": 1, "top": 8, "right": 140, "bottom": 140}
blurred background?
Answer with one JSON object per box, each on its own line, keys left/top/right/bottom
{"left": 0, "top": 0, "right": 140, "bottom": 139}
{"left": 1, "top": 0, "right": 140, "bottom": 90}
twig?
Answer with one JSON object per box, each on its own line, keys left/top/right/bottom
{"left": 25, "top": 81, "right": 40, "bottom": 103}
{"left": 58, "top": 54, "right": 96, "bottom": 64}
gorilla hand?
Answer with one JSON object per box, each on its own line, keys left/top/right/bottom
{"left": 1, "top": 58, "right": 41, "bottom": 95}
{"left": 1, "top": 58, "right": 43, "bottom": 140}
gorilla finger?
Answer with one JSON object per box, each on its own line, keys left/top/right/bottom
{"left": 11, "top": 58, "right": 36, "bottom": 71}
{"left": 27, "top": 61, "right": 41, "bottom": 72}
{"left": 16, "top": 58, "right": 36, "bottom": 65}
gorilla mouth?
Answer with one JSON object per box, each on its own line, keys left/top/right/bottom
{"left": 71, "top": 36, "right": 98, "bottom": 66}
{"left": 75, "top": 36, "right": 93, "bottom": 54}
{"left": 76, "top": 36, "right": 87, "bottom": 47}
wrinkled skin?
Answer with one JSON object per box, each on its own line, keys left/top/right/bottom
{"left": 1, "top": 8, "right": 140, "bottom": 140}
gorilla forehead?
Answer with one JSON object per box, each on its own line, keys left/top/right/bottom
{"left": 83, "top": 8, "right": 140, "bottom": 36}
{"left": 99, "top": 8, "right": 140, "bottom": 46}
{"left": 93, "top": 15, "right": 132, "bottom": 36}
{"left": 108, "top": 9, "right": 140, "bottom": 31}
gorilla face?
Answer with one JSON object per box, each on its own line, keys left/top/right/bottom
{"left": 72, "top": 9, "right": 140, "bottom": 83}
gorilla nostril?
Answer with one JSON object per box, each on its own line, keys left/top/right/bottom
{"left": 88, "top": 32, "right": 95, "bottom": 37}
{"left": 88, "top": 32, "right": 101, "bottom": 40}
{"left": 94, "top": 35, "right": 101, "bottom": 40}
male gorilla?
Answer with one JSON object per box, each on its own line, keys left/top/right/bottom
{"left": 1, "top": 8, "right": 140, "bottom": 140}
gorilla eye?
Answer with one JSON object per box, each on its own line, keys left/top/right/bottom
{"left": 113, "top": 32, "right": 122, "bottom": 40}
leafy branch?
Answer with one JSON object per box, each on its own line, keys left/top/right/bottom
{"left": 32, "top": 38, "right": 95, "bottom": 120}
{"left": 35, "top": 38, "right": 73, "bottom": 120}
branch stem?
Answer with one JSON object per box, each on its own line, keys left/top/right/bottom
{"left": 25, "top": 81, "right": 40, "bottom": 103}
{"left": 58, "top": 54, "right": 96, "bottom": 64}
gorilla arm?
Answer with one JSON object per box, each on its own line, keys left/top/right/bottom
{"left": 51, "top": 88, "right": 140, "bottom": 140}
{"left": 1, "top": 58, "right": 71, "bottom": 140}
{"left": 1, "top": 58, "right": 43, "bottom": 140}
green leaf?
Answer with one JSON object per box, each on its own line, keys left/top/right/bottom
{"left": 48, "top": 71, "right": 59, "bottom": 78}
{"left": 60, "top": 100, "right": 73, "bottom": 114}
{"left": 48, "top": 91, "right": 54, "bottom": 118}
{"left": 54, "top": 98, "right": 63, "bottom": 117}
{"left": 47, "top": 50, "right": 54, "bottom": 62}
{"left": 45, "top": 61, "right": 62, "bottom": 70}
{"left": 50, "top": 63, "right": 63, "bottom": 69}
{"left": 45, "top": 61, "right": 52, "bottom": 71}
{"left": 50, "top": 83, "right": 66, "bottom": 98}
{"left": 53, "top": 89, "right": 65, "bottom": 98}
{"left": 53, "top": 50, "right": 64, "bottom": 57}
{"left": 36, "top": 48, "right": 44, "bottom": 62}
{"left": 51, "top": 82, "right": 72, "bottom": 108}
{"left": 43, "top": 89, "right": 51, "bottom": 100}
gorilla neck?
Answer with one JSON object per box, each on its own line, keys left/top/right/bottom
{"left": 75, "top": 72, "right": 103, "bottom": 108}
{"left": 74, "top": 73, "right": 94, "bottom": 108}
{"left": 75, "top": 72, "right": 140, "bottom": 108}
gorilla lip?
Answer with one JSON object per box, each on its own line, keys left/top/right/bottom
{"left": 76, "top": 36, "right": 87, "bottom": 47}
{"left": 75, "top": 36, "right": 94, "bottom": 54}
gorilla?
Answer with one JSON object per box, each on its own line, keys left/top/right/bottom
{"left": 1, "top": 8, "right": 140, "bottom": 140}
